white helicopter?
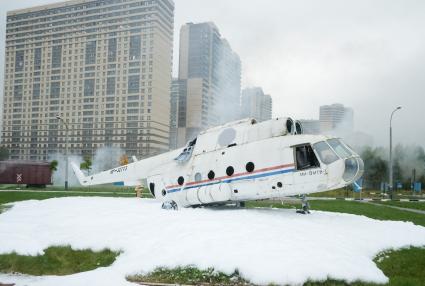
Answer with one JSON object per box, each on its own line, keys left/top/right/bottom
{"left": 72, "top": 117, "right": 364, "bottom": 213}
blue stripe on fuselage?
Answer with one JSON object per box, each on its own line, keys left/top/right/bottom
{"left": 167, "top": 168, "right": 295, "bottom": 194}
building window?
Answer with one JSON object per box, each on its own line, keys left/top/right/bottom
{"left": 14, "top": 85, "right": 23, "bottom": 98}
{"left": 106, "top": 77, "right": 115, "bottom": 95}
{"left": 129, "top": 35, "right": 141, "bottom": 60}
{"left": 52, "top": 46, "right": 62, "bottom": 69}
{"left": 15, "top": 50, "right": 24, "bottom": 72}
{"left": 108, "top": 38, "right": 117, "bottom": 62}
{"left": 34, "top": 48, "right": 41, "bottom": 70}
{"left": 33, "top": 83, "right": 40, "bottom": 98}
{"left": 84, "top": 79, "right": 95, "bottom": 97}
{"left": 85, "top": 41, "right": 96, "bottom": 65}
{"left": 50, "top": 82, "right": 60, "bottom": 98}
{"left": 128, "top": 75, "right": 139, "bottom": 94}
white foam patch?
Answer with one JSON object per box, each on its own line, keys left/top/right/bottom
{"left": 0, "top": 197, "right": 425, "bottom": 286}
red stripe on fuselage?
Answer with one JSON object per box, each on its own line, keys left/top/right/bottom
{"left": 165, "top": 163, "right": 295, "bottom": 189}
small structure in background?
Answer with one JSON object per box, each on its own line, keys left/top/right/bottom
{"left": 413, "top": 182, "right": 422, "bottom": 193}
{"left": 135, "top": 185, "right": 143, "bottom": 198}
{"left": 0, "top": 161, "right": 52, "bottom": 187}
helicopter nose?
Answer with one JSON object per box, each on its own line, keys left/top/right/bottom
{"left": 342, "top": 157, "right": 364, "bottom": 183}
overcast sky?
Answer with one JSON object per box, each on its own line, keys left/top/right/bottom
{"left": 1, "top": 0, "right": 424, "bottom": 147}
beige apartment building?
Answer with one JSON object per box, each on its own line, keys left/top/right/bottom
{"left": 319, "top": 103, "right": 353, "bottom": 133}
{"left": 2, "top": 0, "right": 174, "bottom": 160}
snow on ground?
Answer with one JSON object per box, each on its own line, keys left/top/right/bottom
{"left": 0, "top": 197, "right": 425, "bottom": 286}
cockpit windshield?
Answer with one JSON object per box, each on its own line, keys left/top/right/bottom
{"left": 313, "top": 141, "right": 339, "bottom": 164}
{"left": 327, "top": 139, "right": 352, "bottom": 159}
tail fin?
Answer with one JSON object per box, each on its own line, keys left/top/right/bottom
{"left": 71, "top": 162, "right": 88, "bottom": 186}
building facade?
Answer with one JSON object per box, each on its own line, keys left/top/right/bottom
{"left": 299, "top": 119, "right": 321, "bottom": 134}
{"left": 241, "top": 87, "right": 272, "bottom": 122}
{"left": 176, "top": 22, "right": 241, "bottom": 147}
{"left": 319, "top": 103, "right": 353, "bottom": 133}
{"left": 169, "top": 78, "right": 182, "bottom": 150}
{"left": 2, "top": 0, "right": 174, "bottom": 160}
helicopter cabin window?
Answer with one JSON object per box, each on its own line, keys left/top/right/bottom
{"left": 295, "top": 144, "right": 320, "bottom": 170}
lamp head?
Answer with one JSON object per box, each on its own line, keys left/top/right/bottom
{"left": 397, "top": 106, "right": 402, "bottom": 110}
{"left": 56, "top": 115, "right": 61, "bottom": 120}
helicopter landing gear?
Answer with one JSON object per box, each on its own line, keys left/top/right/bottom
{"left": 296, "top": 195, "right": 310, "bottom": 214}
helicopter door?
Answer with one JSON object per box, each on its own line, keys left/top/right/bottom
{"left": 292, "top": 144, "right": 326, "bottom": 193}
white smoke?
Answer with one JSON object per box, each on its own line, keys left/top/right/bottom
{"left": 48, "top": 147, "right": 125, "bottom": 187}
{"left": 48, "top": 153, "right": 83, "bottom": 186}
{"left": 91, "top": 147, "right": 125, "bottom": 173}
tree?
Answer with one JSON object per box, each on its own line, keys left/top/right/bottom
{"left": 361, "top": 147, "right": 387, "bottom": 189}
{"left": 80, "top": 156, "right": 92, "bottom": 175}
{"left": 50, "top": 160, "right": 58, "bottom": 172}
{"left": 0, "top": 146, "right": 9, "bottom": 161}
{"left": 119, "top": 154, "right": 129, "bottom": 166}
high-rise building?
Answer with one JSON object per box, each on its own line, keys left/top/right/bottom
{"left": 2, "top": 0, "right": 174, "bottom": 160}
{"left": 241, "top": 87, "right": 272, "bottom": 122}
{"left": 319, "top": 103, "right": 353, "bottom": 133}
{"left": 176, "top": 22, "right": 241, "bottom": 147}
{"left": 169, "top": 78, "right": 182, "bottom": 150}
{"left": 299, "top": 119, "right": 321, "bottom": 134}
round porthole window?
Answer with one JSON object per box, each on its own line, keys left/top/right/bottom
{"left": 208, "top": 170, "right": 215, "bottom": 180}
{"left": 226, "top": 166, "right": 234, "bottom": 176}
{"left": 194, "top": 172, "right": 202, "bottom": 182}
{"left": 177, "top": 176, "right": 184, "bottom": 186}
{"left": 246, "top": 162, "right": 255, "bottom": 172}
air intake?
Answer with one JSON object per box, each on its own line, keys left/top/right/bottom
{"left": 286, "top": 118, "right": 295, "bottom": 135}
{"left": 295, "top": 120, "right": 303, "bottom": 135}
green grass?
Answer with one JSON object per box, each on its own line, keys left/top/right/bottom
{"left": 0, "top": 184, "right": 152, "bottom": 194}
{"left": 0, "top": 246, "right": 119, "bottom": 276}
{"left": 246, "top": 200, "right": 425, "bottom": 227}
{"left": 127, "top": 247, "right": 425, "bottom": 286}
{"left": 127, "top": 266, "right": 250, "bottom": 285}
{"left": 309, "top": 188, "right": 424, "bottom": 200}
{"left": 373, "top": 201, "right": 425, "bottom": 211}
{"left": 374, "top": 247, "right": 425, "bottom": 286}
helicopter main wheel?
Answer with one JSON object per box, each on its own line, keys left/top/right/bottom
{"left": 161, "top": 200, "right": 178, "bottom": 210}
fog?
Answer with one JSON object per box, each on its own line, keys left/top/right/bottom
{"left": 173, "top": 0, "right": 425, "bottom": 148}
{"left": 1, "top": 0, "right": 424, "bottom": 148}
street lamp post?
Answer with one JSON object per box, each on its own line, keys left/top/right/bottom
{"left": 56, "top": 115, "right": 69, "bottom": 190}
{"left": 389, "top": 106, "right": 401, "bottom": 199}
